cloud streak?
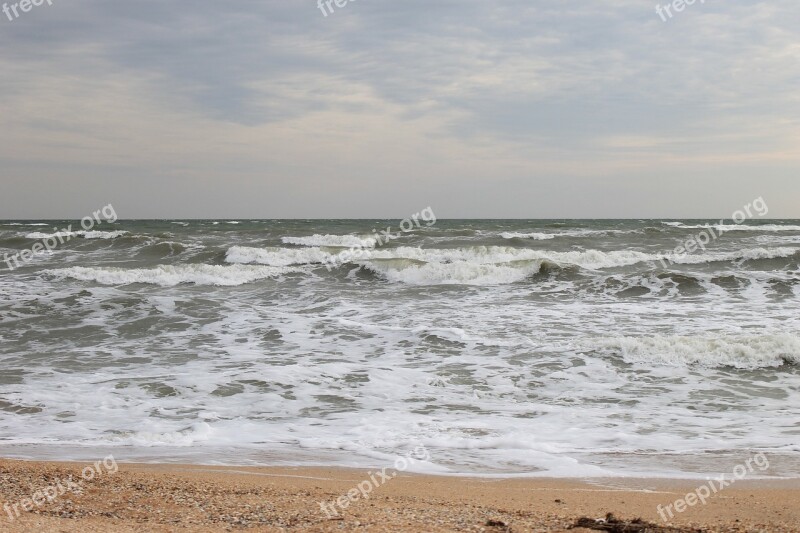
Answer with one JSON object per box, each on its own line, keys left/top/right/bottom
{"left": 1, "top": 0, "right": 799, "bottom": 217}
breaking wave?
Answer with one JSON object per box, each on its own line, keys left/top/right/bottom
{"left": 361, "top": 259, "right": 546, "bottom": 285}
{"left": 25, "top": 230, "right": 129, "bottom": 240}
{"left": 226, "top": 244, "right": 799, "bottom": 277}
{"left": 499, "top": 229, "right": 639, "bottom": 240}
{"left": 226, "top": 246, "right": 332, "bottom": 266}
{"left": 587, "top": 334, "right": 800, "bottom": 369}
{"left": 500, "top": 232, "right": 556, "bottom": 240}
{"left": 281, "top": 234, "right": 377, "bottom": 248}
{"left": 663, "top": 222, "right": 800, "bottom": 232}
{"left": 45, "top": 264, "right": 301, "bottom": 286}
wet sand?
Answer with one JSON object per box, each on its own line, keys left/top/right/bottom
{"left": 1, "top": 459, "right": 798, "bottom": 532}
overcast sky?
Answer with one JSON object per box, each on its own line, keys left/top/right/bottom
{"left": 1, "top": 0, "right": 798, "bottom": 219}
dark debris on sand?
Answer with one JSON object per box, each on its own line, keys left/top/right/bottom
{"left": 572, "top": 513, "right": 703, "bottom": 533}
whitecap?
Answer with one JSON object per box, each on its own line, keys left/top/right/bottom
{"left": 282, "top": 234, "right": 377, "bottom": 248}
{"left": 46, "top": 264, "right": 300, "bottom": 286}
{"left": 588, "top": 333, "right": 800, "bottom": 369}
{"left": 25, "top": 230, "right": 128, "bottom": 240}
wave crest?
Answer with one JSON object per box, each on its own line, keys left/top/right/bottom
{"left": 664, "top": 222, "right": 800, "bottom": 232}
{"left": 282, "top": 234, "right": 377, "bottom": 248}
{"left": 588, "top": 334, "right": 800, "bottom": 369}
{"left": 25, "top": 230, "right": 129, "bottom": 240}
{"left": 362, "top": 259, "right": 545, "bottom": 285}
{"left": 224, "top": 245, "right": 799, "bottom": 284}
{"left": 46, "top": 264, "right": 300, "bottom": 286}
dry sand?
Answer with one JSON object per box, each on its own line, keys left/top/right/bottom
{"left": 1, "top": 459, "right": 798, "bottom": 532}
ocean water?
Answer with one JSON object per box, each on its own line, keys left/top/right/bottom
{"left": 1, "top": 219, "right": 799, "bottom": 478}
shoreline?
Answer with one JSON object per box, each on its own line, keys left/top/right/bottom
{"left": 2, "top": 459, "right": 799, "bottom": 532}
{"left": 3, "top": 444, "right": 799, "bottom": 480}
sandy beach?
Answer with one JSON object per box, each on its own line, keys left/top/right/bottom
{"left": 4, "top": 0, "right": 800, "bottom": 529}
{"left": 0, "top": 459, "right": 798, "bottom": 532}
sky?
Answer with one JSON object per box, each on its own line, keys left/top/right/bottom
{"left": 1, "top": 0, "right": 799, "bottom": 219}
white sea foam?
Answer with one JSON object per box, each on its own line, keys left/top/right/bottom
{"left": 82, "top": 230, "right": 129, "bottom": 239}
{"left": 226, "top": 245, "right": 332, "bottom": 266}
{"left": 7, "top": 220, "right": 800, "bottom": 478}
{"left": 226, "top": 245, "right": 799, "bottom": 284}
{"left": 588, "top": 334, "right": 800, "bottom": 369}
{"left": 229, "top": 245, "right": 653, "bottom": 271}
{"left": 46, "top": 264, "right": 300, "bottom": 286}
{"left": 25, "top": 231, "right": 75, "bottom": 239}
{"left": 500, "top": 229, "right": 634, "bottom": 240}
{"left": 499, "top": 232, "right": 555, "bottom": 240}
{"left": 112, "top": 422, "right": 215, "bottom": 446}
{"left": 25, "top": 230, "right": 129, "bottom": 239}
{"left": 665, "top": 223, "right": 800, "bottom": 232}
{"left": 362, "top": 260, "right": 544, "bottom": 285}
{"left": 3, "top": 223, "right": 49, "bottom": 226}
{"left": 366, "top": 246, "right": 798, "bottom": 284}
{"left": 282, "top": 234, "right": 377, "bottom": 248}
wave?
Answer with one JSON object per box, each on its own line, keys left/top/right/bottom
{"left": 587, "top": 334, "right": 800, "bottom": 369}
{"left": 0, "top": 236, "right": 33, "bottom": 247}
{"left": 228, "top": 245, "right": 658, "bottom": 270}
{"left": 664, "top": 222, "right": 800, "bottom": 232}
{"left": 45, "top": 264, "right": 301, "bottom": 286}
{"left": 226, "top": 245, "right": 332, "bottom": 266}
{"left": 227, "top": 245, "right": 799, "bottom": 273}
{"left": 500, "top": 232, "right": 555, "bottom": 240}
{"left": 500, "top": 229, "right": 634, "bottom": 240}
{"left": 2, "top": 222, "right": 50, "bottom": 226}
{"left": 652, "top": 246, "right": 798, "bottom": 267}
{"left": 752, "top": 235, "right": 800, "bottom": 245}
{"left": 134, "top": 241, "right": 194, "bottom": 259}
{"left": 281, "top": 234, "right": 377, "bottom": 248}
{"left": 25, "top": 230, "right": 129, "bottom": 240}
{"left": 362, "top": 259, "right": 546, "bottom": 285}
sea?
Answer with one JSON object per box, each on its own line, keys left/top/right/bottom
{"left": 1, "top": 219, "right": 799, "bottom": 478}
